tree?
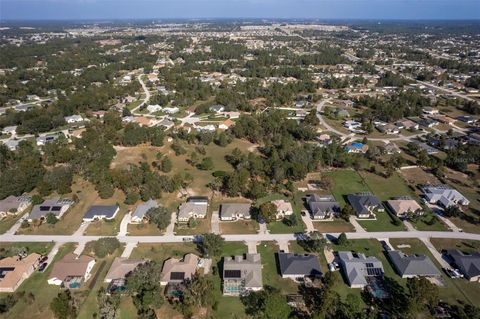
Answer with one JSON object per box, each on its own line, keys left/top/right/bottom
{"left": 337, "top": 232, "right": 348, "bottom": 246}
{"left": 258, "top": 202, "right": 277, "bottom": 223}
{"left": 197, "top": 157, "right": 214, "bottom": 170}
{"left": 97, "top": 287, "right": 120, "bottom": 319}
{"left": 304, "top": 110, "right": 319, "bottom": 126}
{"left": 177, "top": 276, "right": 218, "bottom": 316}
{"left": 93, "top": 237, "right": 121, "bottom": 258}
{"left": 241, "top": 286, "right": 290, "bottom": 319}
{"left": 319, "top": 175, "right": 334, "bottom": 191}
{"left": 407, "top": 277, "right": 439, "bottom": 316}
{"left": 45, "top": 213, "right": 58, "bottom": 225}
{"left": 145, "top": 206, "right": 170, "bottom": 230}
{"left": 282, "top": 213, "right": 298, "bottom": 227}
{"left": 443, "top": 205, "right": 461, "bottom": 218}
{"left": 299, "top": 231, "right": 327, "bottom": 254}
{"left": 198, "top": 233, "right": 224, "bottom": 257}
{"left": 340, "top": 204, "right": 354, "bottom": 221}
{"left": 50, "top": 290, "right": 77, "bottom": 319}
{"left": 159, "top": 157, "right": 172, "bottom": 173}
{"left": 126, "top": 261, "right": 163, "bottom": 317}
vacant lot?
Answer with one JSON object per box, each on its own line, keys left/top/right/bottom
{"left": 430, "top": 238, "right": 480, "bottom": 254}
{"left": 313, "top": 219, "right": 354, "bottom": 233}
{"left": 324, "top": 170, "right": 369, "bottom": 206}
{"left": 130, "top": 243, "right": 198, "bottom": 263}
{"left": 220, "top": 220, "right": 258, "bottom": 234}
{"left": 358, "top": 212, "right": 406, "bottom": 232}
{"left": 360, "top": 171, "right": 416, "bottom": 201}
{"left": 127, "top": 223, "right": 164, "bottom": 236}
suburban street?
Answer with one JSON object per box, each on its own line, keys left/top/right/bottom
{"left": 2, "top": 230, "right": 480, "bottom": 244}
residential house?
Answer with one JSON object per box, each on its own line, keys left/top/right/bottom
{"left": 36, "top": 134, "right": 59, "bottom": 146}
{"left": 345, "top": 142, "right": 369, "bottom": 154}
{"left": 395, "top": 119, "right": 419, "bottom": 130}
{"left": 377, "top": 123, "right": 400, "bottom": 135}
{"left": 338, "top": 251, "right": 385, "bottom": 288}
{"left": 195, "top": 124, "right": 216, "bottom": 132}
{"left": 383, "top": 143, "right": 401, "bottom": 154}
{"left": 272, "top": 200, "right": 293, "bottom": 220}
{"left": 343, "top": 120, "right": 362, "bottom": 130}
{"left": 223, "top": 254, "right": 263, "bottom": 295}
{"left": 83, "top": 205, "right": 119, "bottom": 222}
{"left": 105, "top": 257, "right": 145, "bottom": 293}
{"left": 457, "top": 116, "right": 477, "bottom": 124}
{"left": 422, "top": 107, "right": 439, "bottom": 115}
{"left": 177, "top": 197, "right": 208, "bottom": 222}
{"left": 386, "top": 197, "right": 423, "bottom": 218}
{"left": 65, "top": 115, "right": 84, "bottom": 124}
{"left": 446, "top": 250, "right": 480, "bottom": 282}
{"left": 346, "top": 193, "right": 384, "bottom": 218}
{"left": 417, "top": 118, "right": 439, "bottom": 128}
{"left": 421, "top": 185, "right": 470, "bottom": 208}
{"left": 1, "top": 139, "right": 21, "bottom": 151}
{"left": 220, "top": 203, "right": 252, "bottom": 221}
{"left": 163, "top": 107, "right": 179, "bottom": 114}
{"left": 105, "top": 257, "right": 145, "bottom": 283}
{"left": 2, "top": 126, "right": 17, "bottom": 135}
{"left": 131, "top": 199, "right": 159, "bottom": 223}
{"left": 28, "top": 198, "right": 74, "bottom": 221}
{"left": 147, "top": 104, "right": 163, "bottom": 113}
{"left": 277, "top": 252, "right": 322, "bottom": 280}
{"left": 157, "top": 118, "right": 174, "bottom": 130}
{"left": 0, "top": 195, "right": 31, "bottom": 219}
{"left": 307, "top": 195, "right": 340, "bottom": 220}
{"left": 48, "top": 253, "right": 95, "bottom": 288}
{"left": 387, "top": 250, "right": 441, "bottom": 278}
{"left": 160, "top": 253, "right": 199, "bottom": 286}
{"left": 218, "top": 119, "right": 235, "bottom": 130}
{"left": 209, "top": 104, "right": 225, "bottom": 113}
{"left": 0, "top": 253, "right": 41, "bottom": 292}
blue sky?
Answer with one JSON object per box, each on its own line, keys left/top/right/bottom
{"left": 1, "top": 0, "right": 479, "bottom": 20}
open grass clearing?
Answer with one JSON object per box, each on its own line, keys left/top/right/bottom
{"left": 430, "top": 238, "right": 480, "bottom": 254}
{"left": 220, "top": 220, "right": 259, "bottom": 234}
{"left": 313, "top": 219, "right": 355, "bottom": 233}
{"left": 359, "top": 171, "right": 416, "bottom": 201}
{"left": 129, "top": 243, "right": 198, "bottom": 264}
{"left": 357, "top": 212, "right": 406, "bottom": 232}
{"left": 324, "top": 170, "right": 369, "bottom": 207}
{"left": 127, "top": 223, "right": 164, "bottom": 236}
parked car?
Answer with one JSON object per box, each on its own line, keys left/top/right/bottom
{"left": 39, "top": 256, "right": 48, "bottom": 263}
{"left": 38, "top": 262, "right": 48, "bottom": 272}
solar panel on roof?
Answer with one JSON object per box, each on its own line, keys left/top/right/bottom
{"left": 51, "top": 206, "right": 61, "bottom": 211}
{"left": 367, "top": 268, "right": 383, "bottom": 276}
{"left": 224, "top": 270, "right": 242, "bottom": 278}
{"left": 39, "top": 206, "right": 51, "bottom": 211}
{"left": 170, "top": 272, "right": 185, "bottom": 280}
{"left": 366, "top": 263, "right": 374, "bottom": 268}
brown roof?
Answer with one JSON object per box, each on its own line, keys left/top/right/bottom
{"left": 387, "top": 199, "right": 422, "bottom": 215}
{"left": 105, "top": 257, "right": 145, "bottom": 281}
{"left": 49, "top": 253, "right": 95, "bottom": 281}
{"left": 0, "top": 253, "right": 40, "bottom": 291}
{"left": 161, "top": 253, "right": 199, "bottom": 283}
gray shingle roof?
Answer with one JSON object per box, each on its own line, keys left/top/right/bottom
{"left": 387, "top": 250, "right": 441, "bottom": 277}
{"left": 28, "top": 198, "right": 73, "bottom": 220}
{"left": 223, "top": 254, "right": 262, "bottom": 290}
{"left": 220, "top": 203, "right": 251, "bottom": 219}
{"left": 338, "top": 251, "right": 384, "bottom": 287}
{"left": 447, "top": 249, "right": 480, "bottom": 280}
{"left": 346, "top": 193, "right": 383, "bottom": 216}
{"left": 277, "top": 252, "right": 322, "bottom": 277}
{"left": 132, "top": 199, "right": 159, "bottom": 221}
{"left": 307, "top": 195, "right": 340, "bottom": 219}
{"left": 83, "top": 205, "right": 119, "bottom": 220}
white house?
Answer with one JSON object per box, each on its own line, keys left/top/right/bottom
{"left": 163, "top": 107, "right": 179, "bottom": 114}
{"left": 65, "top": 115, "right": 84, "bottom": 124}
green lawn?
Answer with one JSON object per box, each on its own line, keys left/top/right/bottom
{"left": 0, "top": 213, "right": 25, "bottom": 234}
{"left": 324, "top": 170, "right": 369, "bottom": 206}
{"left": 357, "top": 211, "right": 406, "bottom": 232}
{"left": 429, "top": 238, "right": 480, "bottom": 254}
{"left": 359, "top": 171, "right": 416, "bottom": 201}
{"left": 389, "top": 238, "right": 480, "bottom": 305}
{"left": 0, "top": 242, "right": 54, "bottom": 257}
{"left": 0, "top": 243, "right": 76, "bottom": 319}
{"left": 313, "top": 219, "right": 355, "bottom": 233}
{"left": 257, "top": 194, "right": 305, "bottom": 234}
{"left": 130, "top": 243, "right": 198, "bottom": 264}
{"left": 257, "top": 242, "right": 299, "bottom": 294}
{"left": 409, "top": 213, "right": 449, "bottom": 231}
{"left": 212, "top": 296, "right": 249, "bottom": 319}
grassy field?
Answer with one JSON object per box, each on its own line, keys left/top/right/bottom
{"left": 324, "top": 170, "right": 369, "bottom": 206}
{"left": 0, "top": 242, "right": 54, "bottom": 257}
{"left": 313, "top": 219, "right": 355, "bottom": 233}
{"left": 174, "top": 217, "right": 211, "bottom": 235}
{"left": 0, "top": 212, "right": 25, "bottom": 234}
{"left": 220, "top": 220, "right": 259, "bottom": 234}
{"left": 388, "top": 238, "right": 480, "bottom": 305}
{"left": 257, "top": 242, "right": 299, "bottom": 295}
{"left": 130, "top": 243, "right": 198, "bottom": 264}
{"left": 0, "top": 243, "right": 76, "bottom": 319}
{"left": 357, "top": 212, "right": 406, "bottom": 232}
{"left": 430, "top": 238, "right": 480, "bottom": 254}
{"left": 127, "top": 223, "right": 164, "bottom": 235}
{"left": 409, "top": 213, "right": 449, "bottom": 231}
{"left": 359, "top": 171, "right": 416, "bottom": 201}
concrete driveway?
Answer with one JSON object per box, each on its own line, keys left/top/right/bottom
{"left": 211, "top": 211, "right": 220, "bottom": 234}
{"left": 119, "top": 212, "right": 131, "bottom": 236}
{"left": 300, "top": 212, "right": 314, "bottom": 232}
{"left": 165, "top": 212, "right": 176, "bottom": 236}
{"left": 349, "top": 216, "right": 366, "bottom": 233}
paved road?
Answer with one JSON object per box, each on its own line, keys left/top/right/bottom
{"left": 2, "top": 230, "right": 480, "bottom": 245}
{"left": 316, "top": 99, "right": 350, "bottom": 138}
{"left": 131, "top": 74, "right": 151, "bottom": 114}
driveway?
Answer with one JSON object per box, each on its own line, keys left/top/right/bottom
{"left": 420, "top": 238, "right": 450, "bottom": 268}
{"left": 121, "top": 242, "right": 137, "bottom": 258}
{"left": 349, "top": 216, "right": 366, "bottom": 233}
{"left": 211, "top": 211, "right": 220, "bottom": 234}
{"left": 277, "top": 240, "right": 289, "bottom": 252}
{"left": 118, "top": 212, "right": 131, "bottom": 236}
{"left": 300, "top": 212, "right": 315, "bottom": 232}
{"left": 246, "top": 241, "right": 259, "bottom": 254}
{"left": 165, "top": 212, "right": 176, "bottom": 236}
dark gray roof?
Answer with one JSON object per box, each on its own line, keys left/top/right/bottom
{"left": 346, "top": 193, "right": 383, "bottom": 216}
{"left": 387, "top": 250, "right": 441, "bottom": 277}
{"left": 447, "top": 249, "right": 480, "bottom": 279}
{"left": 307, "top": 195, "right": 340, "bottom": 218}
{"left": 83, "top": 205, "right": 119, "bottom": 220}
{"left": 277, "top": 252, "right": 322, "bottom": 277}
